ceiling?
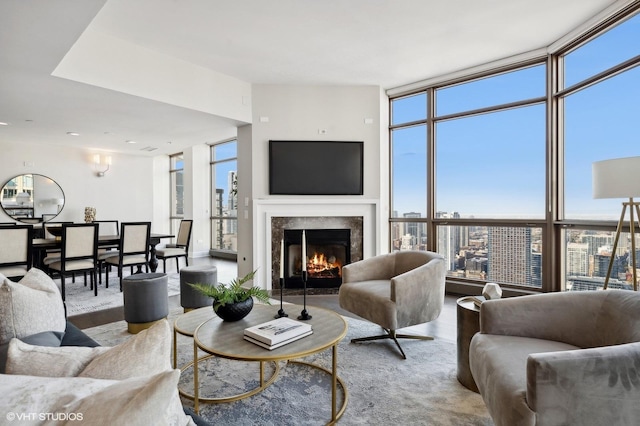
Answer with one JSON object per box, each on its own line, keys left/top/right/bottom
{"left": 0, "top": 0, "right": 622, "bottom": 156}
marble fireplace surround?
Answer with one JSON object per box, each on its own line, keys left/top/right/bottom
{"left": 253, "top": 199, "right": 379, "bottom": 291}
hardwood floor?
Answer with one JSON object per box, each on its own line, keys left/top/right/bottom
{"left": 70, "top": 256, "right": 461, "bottom": 344}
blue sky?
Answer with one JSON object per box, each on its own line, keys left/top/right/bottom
{"left": 392, "top": 13, "right": 639, "bottom": 220}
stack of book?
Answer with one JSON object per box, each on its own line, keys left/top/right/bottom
{"left": 469, "top": 295, "right": 486, "bottom": 308}
{"left": 244, "top": 317, "right": 313, "bottom": 350}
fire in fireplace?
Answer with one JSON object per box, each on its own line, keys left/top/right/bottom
{"left": 283, "top": 229, "right": 351, "bottom": 289}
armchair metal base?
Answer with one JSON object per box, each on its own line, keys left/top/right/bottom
{"left": 351, "top": 328, "right": 434, "bottom": 359}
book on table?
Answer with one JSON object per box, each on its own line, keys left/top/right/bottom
{"left": 244, "top": 317, "right": 313, "bottom": 347}
{"left": 244, "top": 329, "right": 313, "bottom": 350}
{"left": 469, "top": 295, "right": 486, "bottom": 307}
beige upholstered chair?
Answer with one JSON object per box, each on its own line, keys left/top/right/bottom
{"left": 338, "top": 251, "right": 446, "bottom": 359}
{"left": 470, "top": 290, "right": 640, "bottom": 426}
{"left": 105, "top": 222, "right": 151, "bottom": 291}
{"left": 155, "top": 219, "right": 192, "bottom": 273}
{"left": 0, "top": 224, "right": 33, "bottom": 279}
{"left": 47, "top": 223, "right": 99, "bottom": 300}
{"left": 93, "top": 220, "right": 119, "bottom": 283}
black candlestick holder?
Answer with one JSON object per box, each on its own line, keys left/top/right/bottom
{"left": 274, "top": 277, "right": 288, "bottom": 318}
{"left": 298, "top": 271, "right": 312, "bottom": 320}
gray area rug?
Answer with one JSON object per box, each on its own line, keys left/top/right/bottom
{"left": 84, "top": 308, "right": 493, "bottom": 426}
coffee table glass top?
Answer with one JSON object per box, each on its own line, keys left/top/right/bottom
{"left": 194, "top": 304, "right": 348, "bottom": 361}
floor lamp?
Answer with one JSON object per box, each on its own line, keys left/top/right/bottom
{"left": 593, "top": 156, "right": 640, "bottom": 291}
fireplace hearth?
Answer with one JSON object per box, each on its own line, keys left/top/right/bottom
{"left": 283, "top": 229, "right": 350, "bottom": 289}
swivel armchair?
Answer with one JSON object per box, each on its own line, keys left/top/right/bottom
{"left": 338, "top": 251, "right": 446, "bottom": 359}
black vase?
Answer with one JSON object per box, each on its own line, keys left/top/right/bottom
{"left": 214, "top": 297, "right": 254, "bottom": 321}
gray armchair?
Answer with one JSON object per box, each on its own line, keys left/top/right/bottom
{"left": 470, "top": 290, "right": 640, "bottom": 426}
{"left": 338, "top": 251, "right": 446, "bottom": 359}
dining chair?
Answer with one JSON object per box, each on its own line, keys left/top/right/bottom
{"left": 47, "top": 223, "right": 99, "bottom": 301}
{"left": 0, "top": 224, "right": 33, "bottom": 279}
{"left": 155, "top": 219, "right": 193, "bottom": 273}
{"left": 42, "top": 221, "right": 74, "bottom": 270}
{"left": 93, "top": 220, "right": 120, "bottom": 283}
{"left": 105, "top": 222, "right": 151, "bottom": 291}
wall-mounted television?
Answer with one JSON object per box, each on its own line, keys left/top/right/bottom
{"left": 269, "top": 140, "right": 364, "bottom": 195}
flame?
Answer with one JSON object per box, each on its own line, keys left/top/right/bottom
{"left": 307, "top": 252, "right": 342, "bottom": 277}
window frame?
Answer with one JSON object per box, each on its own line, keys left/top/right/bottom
{"left": 388, "top": 4, "right": 640, "bottom": 295}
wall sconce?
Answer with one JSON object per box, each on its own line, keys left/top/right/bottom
{"left": 93, "top": 154, "right": 112, "bottom": 177}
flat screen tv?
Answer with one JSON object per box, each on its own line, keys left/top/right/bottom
{"left": 269, "top": 140, "right": 364, "bottom": 195}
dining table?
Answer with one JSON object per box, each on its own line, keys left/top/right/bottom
{"left": 32, "top": 233, "right": 174, "bottom": 273}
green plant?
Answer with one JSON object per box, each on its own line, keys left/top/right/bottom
{"left": 188, "top": 269, "right": 270, "bottom": 312}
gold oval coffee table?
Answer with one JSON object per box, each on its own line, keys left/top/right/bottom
{"left": 172, "top": 307, "right": 280, "bottom": 402}
{"left": 193, "top": 303, "right": 349, "bottom": 424}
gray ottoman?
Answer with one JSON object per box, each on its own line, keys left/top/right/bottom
{"left": 180, "top": 265, "right": 217, "bottom": 312}
{"left": 122, "top": 273, "right": 169, "bottom": 334}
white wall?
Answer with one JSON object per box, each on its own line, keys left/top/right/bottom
{"left": 0, "top": 141, "right": 156, "bottom": 226}
{"left": 237, "top": 84, "right": 389, "bottom": 280}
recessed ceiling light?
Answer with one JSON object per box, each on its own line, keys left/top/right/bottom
{"left": 126, "top": 140, "right": 137, "bottom": 144}
{"left": 67, "top": 132, "right": 80, "bottom": 136}
{"left": 0, "top": 122, "right": 8, "bottom": 126}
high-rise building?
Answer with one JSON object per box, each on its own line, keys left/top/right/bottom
{"left": 436, "top": 211, "right": 464, "bottom": 271}
{"left": 566, "top": 242, "right": 589, "bottom": 277}
{"left": 487, "top": 227, "right": 532, "bottom": 286}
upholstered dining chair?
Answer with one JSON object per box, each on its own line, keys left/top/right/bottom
{"left": 0, "top": 224, "right": 33, "bottom": 279}
{"left": 105, "top": 222, "right": 151, "bottom": 291}
{"left": 155, "top": 219, "right": 192, "bottom": 273}
{"left": 47, "top": 223, "right": 99, "bottom": 300}
{"left": 93, "top": 220, "right": 119, "bottom": 283}
{"left": 338, "top": 251, "right": 446, "bottom": 359}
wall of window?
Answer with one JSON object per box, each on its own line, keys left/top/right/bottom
{"left": 559, "top": 10, "right": 640, "bottom": 291}
{"left": 390, "top": 6, "right": 640, "bottom": 293}
{"left": 169, "top": 153, "right": 184, "bottom": 235}
{"left": 210, "top": 140, "right": 238, "bottom": 258}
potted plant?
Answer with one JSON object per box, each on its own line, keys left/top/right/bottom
{"left": 189, "top": 269, "right": 270, "bottom": 321}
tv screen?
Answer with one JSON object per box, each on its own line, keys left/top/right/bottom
{"left": 269, "top": 141, "right": 363, "bottom": 195}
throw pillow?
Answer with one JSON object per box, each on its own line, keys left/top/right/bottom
{"left": 53, "top": 370, "right": 182, "bottom": 426}
{"left": 0, "top": 268, "right": 66, "bottom": 345}
{"left": 0, "top": 330, "right": 64, "bottom": 374}
{"left": 0, "top": 371, "right": 182, "bottom": 426}
{"left": 78, "top": 319, "right": 172, "bottom": 379}
{"left": 5, "top": 338, "right": 108, "bottom": 377}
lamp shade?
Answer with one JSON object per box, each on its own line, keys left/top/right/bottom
{"left": 592, "top": 156, "right": 640, "bottom": 199}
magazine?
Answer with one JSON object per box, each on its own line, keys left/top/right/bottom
{"left": 244, "top": 317, "right": 312, "bottom": 346}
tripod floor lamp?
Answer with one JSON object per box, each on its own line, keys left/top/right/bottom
{"left": 593, "top": 156, "right": 640, "bottom": 291}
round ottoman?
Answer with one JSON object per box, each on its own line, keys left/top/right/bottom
{"left": 122, "top": 273, "right": 169, "bottom": 334}
{"left": 180, "top": 265, "right": 217, "bottom": 312}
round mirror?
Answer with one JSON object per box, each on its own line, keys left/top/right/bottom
{"left": 0, "top": 174, "right": 65, "bottom": 223}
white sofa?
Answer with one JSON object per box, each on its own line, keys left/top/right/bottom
{"left": 0, "top": 268, "right": 196, "bottom": 426}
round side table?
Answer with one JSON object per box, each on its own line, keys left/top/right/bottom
{"left": 456, "top": 296, "right": 480, "bottom": 393}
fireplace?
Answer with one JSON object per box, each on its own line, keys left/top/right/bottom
{"left": 283, "top": 229, "right": 351, "bottom": 289}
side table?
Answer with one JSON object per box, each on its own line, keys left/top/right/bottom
{"left": 456, "top": 296, "right": 480, "bottom": 393}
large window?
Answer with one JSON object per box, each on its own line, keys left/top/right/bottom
{"left": 389, "top": 8, "right": 640, "bottom": 293}
{"left": 169, "top": 153, "right": 184, "bottom": 234}
{"left": 560, "top": 11, "right": 640, "bottom": 291}
{"left": 210, "top": 140, "right": 238, "bottom": 257}
{"left": 391, "top": 65, "right": 546, "bottom": 290}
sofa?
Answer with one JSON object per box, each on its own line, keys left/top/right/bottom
{"left": 0, "top": 268, "right": 207, "bottom": 426}
{"left": 469, "top": 290, "right": 640, "bottom": 426}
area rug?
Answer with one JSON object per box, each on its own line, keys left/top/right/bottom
{"left": 60, "top": 271, "right": 181, "bottom": 317}
{"left": 83, "top": 309, "right": 493, "bottom": 426}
